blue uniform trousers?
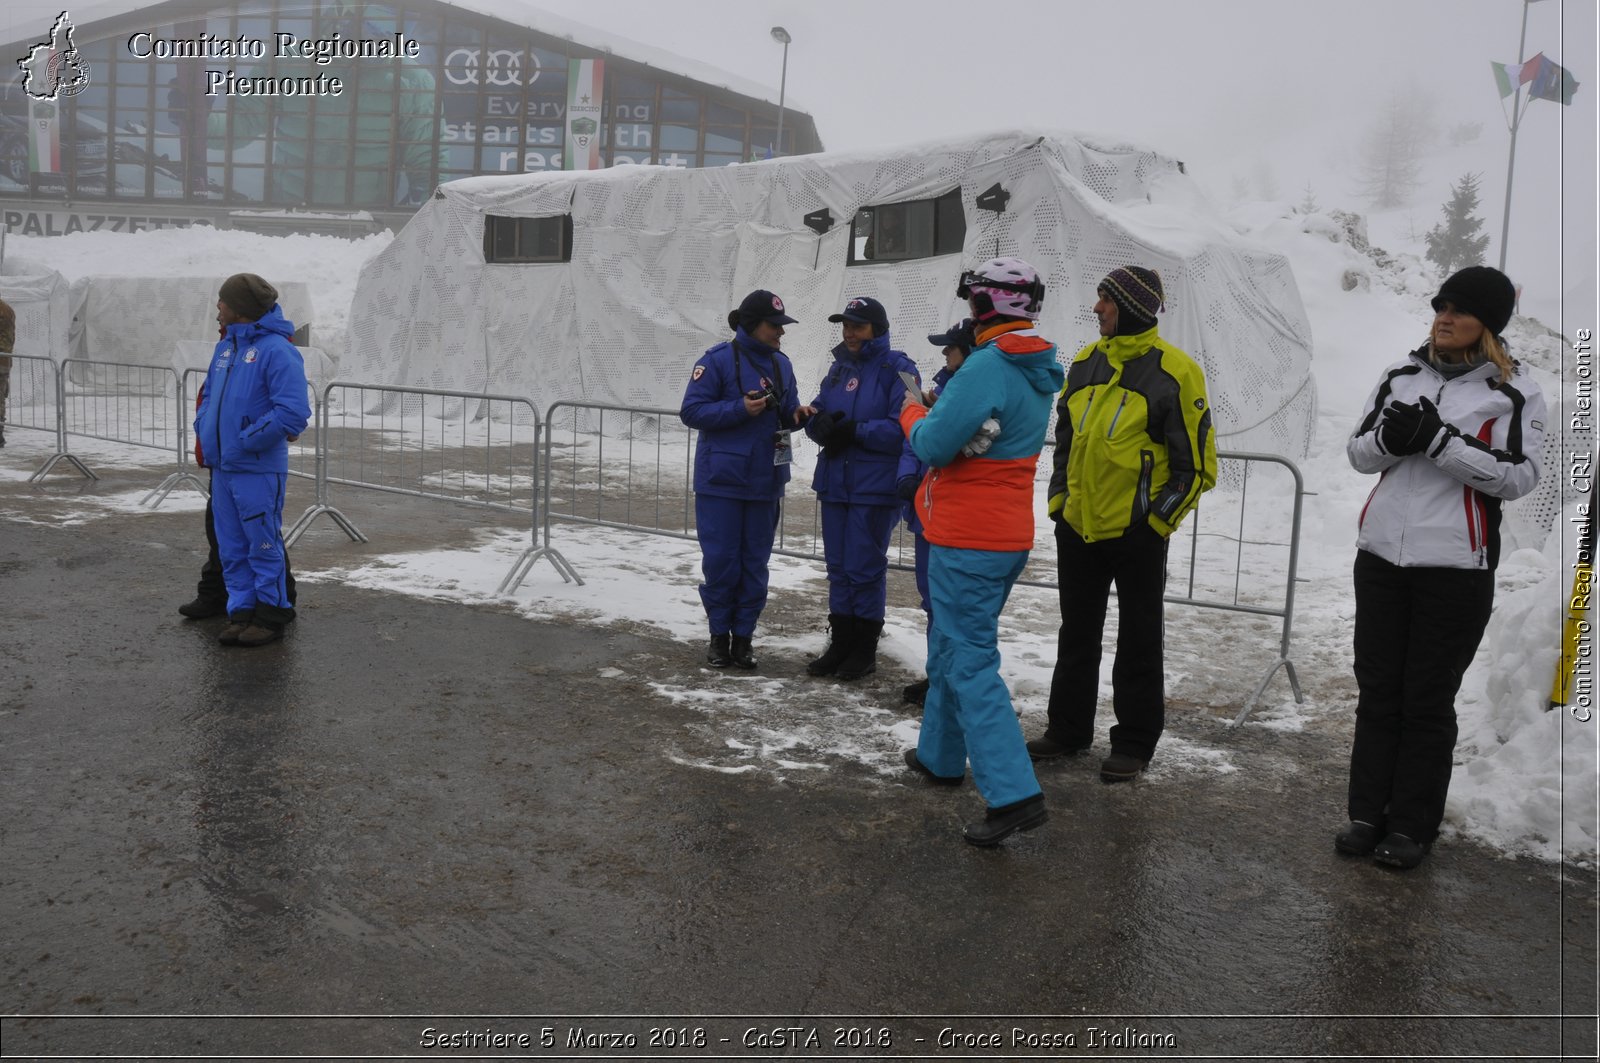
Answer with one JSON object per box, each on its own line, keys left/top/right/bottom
{"left": 695, "top": 494, "right": 780, "bottom": 637}
{"left": 916, "top": 545, "right": 1041, "bottom": 809}
{"left": 819, "top": 500, "right": 898, "bottom": 619}
{"left": 210, "top": 469, "right": 292, "bottom": 619}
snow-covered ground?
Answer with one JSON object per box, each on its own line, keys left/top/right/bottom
{"left": 2, "top": 194, "right": 1593, "bottom": 867}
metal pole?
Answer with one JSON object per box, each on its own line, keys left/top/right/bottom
{"left": 1498, "top": 0, "right": 1532, "bottom": 272}
{"left": 775, "top": 41, "right": 788, "bottom": 156}
{"left": 770, "top": 27, "right": 791, "bottom": 157}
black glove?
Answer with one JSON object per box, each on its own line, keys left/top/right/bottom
{"left": 818, "top": 411, "right": 855, "bottom": 450}
{"left": 896, "top": 475, "right": 919, "bottom": 501}
{"left": 1379, "top": 398, "right": 1442, "bottom": 456}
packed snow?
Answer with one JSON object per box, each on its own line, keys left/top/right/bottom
{"left": 1, "top": 192, "right": 1592, "bottom": 868}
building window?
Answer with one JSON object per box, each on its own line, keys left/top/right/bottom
{"left": 848, "top": 188, "right": 966, "bottom": 265}
{"left": 483, "top": 214, "right": 573, "bottom": 263}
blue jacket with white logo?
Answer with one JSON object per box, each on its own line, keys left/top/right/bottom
{"left": 804, "top": 333, "right": 920, "bottom": 505}
{"left": 680, "top": 328, "right": 804, "bottom": 501}
{"left": 194, "top": 305, "right": 311, "bottom": 474}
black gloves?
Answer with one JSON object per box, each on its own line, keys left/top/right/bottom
{"left": 1380, "top": 397, "right": 1445, "bottom": 456}
{"left": 896, "top": 475, "right": 919, "bottom": 501}
{"left": 817, "top": 411, "right": 856, "bottom": 451}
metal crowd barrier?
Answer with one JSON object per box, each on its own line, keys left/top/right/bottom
{"left": 31, "top": 358, "right": 187, "bottom": 483}
{"left": 532, "top": 400, "right": 1304, "bottom": 720}
{"left": 8, "top": 377, "right": 1304, "bottom": 719}
{"left": 4, "top": 354, "right": 77, "bottom": 474}
{"left": 288, "top": 384, "right": 575, "bottom": 588}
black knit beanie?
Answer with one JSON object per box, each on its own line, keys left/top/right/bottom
{"left": 1432, "top": 266, "right": 1516, "bottom": 337}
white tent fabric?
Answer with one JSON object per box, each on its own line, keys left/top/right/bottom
{"left": 348, "top": 129, "right": 1318, "bottom": 458}
{"left": 0, "top": 269, "right": 72, "bottom": 409}
{"left": 67, "top": 276, "right": 316, "bottom": 367}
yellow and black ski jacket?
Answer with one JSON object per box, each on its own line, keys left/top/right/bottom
{"left": 1046, "top": 326, "right": 1216, "bottom": 541}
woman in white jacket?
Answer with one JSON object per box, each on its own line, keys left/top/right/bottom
{"left": 1337, "top": 266, "right": 1546, "bottom": 869}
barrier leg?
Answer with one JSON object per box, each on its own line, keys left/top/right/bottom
{"left": 29, "top": 452, "right": 98, "bottom": 483}
{"left": 498, "top": 541, "right": 583, "bottom": 593}
{"left": 141, "top": 470, "right": 209, "bottom": 508}
{"left": 284, "top": 503, "right": 367, "bottom": 549}
{"left": 1229, "top": 657, "right": 1304, "bottom": 729}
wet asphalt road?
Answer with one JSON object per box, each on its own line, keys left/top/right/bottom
{"left": 1, "top": 474, "right": 1596, "bottom": 1060}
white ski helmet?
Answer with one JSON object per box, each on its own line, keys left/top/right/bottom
{"left": 957, "top": 257, "right": 1045, "bottom": 320}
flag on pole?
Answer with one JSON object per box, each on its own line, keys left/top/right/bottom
{"left": 1491, "top": 61, "right": 1519, "bottom": 98}
{"left": 564, "top": 59, "right": 604, "bottom": 170}
{"left": 1527, "top": 54, "right": 1580, "bottom": 105}
{"left": 1491, "top": 55, "right": 1543, "bottom": 98}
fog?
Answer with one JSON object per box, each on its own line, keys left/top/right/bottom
{"left": 5, "top": 0, "right": 1594, "bottom": 324}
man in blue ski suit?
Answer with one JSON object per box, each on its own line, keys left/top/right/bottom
{"left": 802, "top": 296, "right": 920, "bottom": 681}
{"left": 194, "top": 274, "right": 310, "bottom": 648}
{"left": 898, "top": 257, "right": 1062, "bottom": 846}
{"left": 680, "top": 290, "right": 815, "bottom": 670}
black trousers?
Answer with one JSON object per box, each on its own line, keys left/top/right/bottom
{"left": 198, "top": 474, "right": 296, "bottom": 609}
{"left": 1045, "top": 520, "right": 1169, "bottom": 759}
{"left": 1348, "top": 550, "right": 1493, "bottom": 844}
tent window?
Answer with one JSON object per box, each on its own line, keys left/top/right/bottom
{"left": 483, "top": 215, "right": 574, "bottom": 264}
{"left": 848, "top": 189, "right": 966, "bottom": 265}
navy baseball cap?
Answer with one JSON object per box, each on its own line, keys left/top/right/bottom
{"left": 737, "top": 289, "right": 798, "bottom": 326}
{"left": 927, "top": 318, "right": 975, "bottom": 350}
{"left": 828, "top": 295, "right": 889, "bottom": 336}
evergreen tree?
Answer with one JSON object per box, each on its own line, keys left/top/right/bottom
{"left": 1425, "top": 172, "right": 1490, "bottom": 275}
{"left": 1355, "top": 92, "right": 1433, "bottom": 208}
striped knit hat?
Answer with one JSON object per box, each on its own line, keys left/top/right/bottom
{"left": 1099, "top": 267, "right": 1165, "bottom": 326}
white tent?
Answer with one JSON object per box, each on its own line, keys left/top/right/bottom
{"left": 348, "top": 129, "right": 1317, "bottom": 458}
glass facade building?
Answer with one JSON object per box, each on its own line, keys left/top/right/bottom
{"left": 1, "top": 0, "right": 822, "bottom": 225}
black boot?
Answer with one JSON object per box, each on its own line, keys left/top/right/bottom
{"left": 902, "top": 677, "right": 929, "bottom": 706}
{"left": 178, "top": 596, "right": 228, "bottom": 619}
{"left": 729, "top": 635, "right": 757, "bottom": 670}
{"left": 963, "top": 794, "right": 1048, "bottom": 847}
{"left": 836, "top": 618, "right": 883, "bottom": 680}
{"left": 706, "top": 633, "right": 732, "bottom": 668}
{"left": 806, "top": 614, "right": 854, "bottom": 677}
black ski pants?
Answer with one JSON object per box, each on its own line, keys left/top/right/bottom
{"left": 1348, "top": 549, "right": 1493, "bottom": 844}
{"left": 1045, "top": 520, "right": 1169, "bottom": 760}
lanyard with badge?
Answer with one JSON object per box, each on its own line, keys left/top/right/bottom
{"left": 735, "top": 340, "right": 792, "bottom": 466}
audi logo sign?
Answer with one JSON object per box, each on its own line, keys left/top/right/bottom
{"left": 444, "top": 47, "right": 541, "bottom": 87}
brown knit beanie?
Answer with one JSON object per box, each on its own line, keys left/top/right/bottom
{"left": 219, "top": 273, "right": 278, "bottom": 320}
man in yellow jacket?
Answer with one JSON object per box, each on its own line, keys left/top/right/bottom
{"left": 1026, "top": 267, "right": 1216, "bottom": 782}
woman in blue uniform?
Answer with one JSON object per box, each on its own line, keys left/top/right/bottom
{"left": 803, "top": 296, "right": 920, "bottom": 681}
{"left": 680, "top": 290, "right": 815, "bottom": 669}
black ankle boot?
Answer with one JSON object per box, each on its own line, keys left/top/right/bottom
{"left": 963, "top": 794, "right": 1047, "bottom": 846}
{"left": 836, "top": 618, "right": 882, "bottom": 680}
{"left": 729, "top": 635, "right": 757, "bottom": 669}
{"left": 806, "top": 614, "right": 854, "bottom": 676}
{"left": 706, "top": 633, "right": 732, "bottom": 668}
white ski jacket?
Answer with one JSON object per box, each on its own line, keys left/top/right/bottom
{"left": 1348, "top": 347, "right": 1545, "bottom": 571}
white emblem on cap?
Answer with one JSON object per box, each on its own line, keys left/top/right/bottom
{"left": 771, "top": 296, "right": 784, "bottom": 311}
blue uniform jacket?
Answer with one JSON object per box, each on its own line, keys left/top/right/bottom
{"left": 680, "top": 328, "right": 804, "bottom": 501}
{"left": 804, "top": 334, "right": 920, "bottom": 505}
{"left": 194, "top": 305, "right": 311, "bottom": 474}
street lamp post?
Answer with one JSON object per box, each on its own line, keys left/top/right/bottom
{"left": 770, "top": 26, "right": 790, "bottom": 157}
